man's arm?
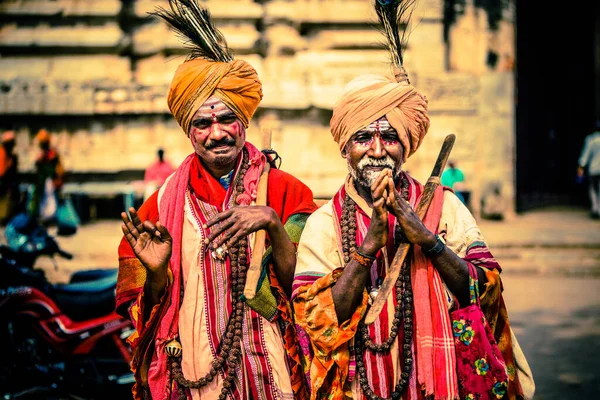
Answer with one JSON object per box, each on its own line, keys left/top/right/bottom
{"left": 579, "top": 135, "right": 591, "bottom": 170}
{"left": 386, "top": 180, "right": 475, "bottom": 306}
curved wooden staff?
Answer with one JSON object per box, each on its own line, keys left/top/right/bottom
{"left": 243, "top": 129, "right": 272, "bottom": 300}
{"left": 364, "top": 134, "right": 456, "bottom": 325}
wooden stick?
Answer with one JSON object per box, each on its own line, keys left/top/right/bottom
{"left": 364, "top": 134, "right": 456, "bottom": 325}
{"left": 244, "top": 129, "right": 272, "bottom": 300}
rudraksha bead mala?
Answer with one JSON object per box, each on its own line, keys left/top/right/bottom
{"left": 341, "top": 177, "right": 414, "bottom": 400}
{"left": 168, "top": 148, "right": 251, "bottom": 400}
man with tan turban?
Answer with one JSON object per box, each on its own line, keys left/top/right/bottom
{"left": 116, "top": 2, "right": 316, "bottom": 399}
{"left": 292, "top": 71, "right": 533, "bottom": 399}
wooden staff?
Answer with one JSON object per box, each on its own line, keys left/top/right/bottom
{"left": 364, "top": 134, "right": 456, "bottom": 325}
{"left": 243, "top": 129, "right": 272, "bottom": 300}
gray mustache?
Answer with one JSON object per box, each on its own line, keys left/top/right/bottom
{"left": 357, "top": 156, "right": 396, "bottom": 170}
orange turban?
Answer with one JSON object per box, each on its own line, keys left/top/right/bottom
{"left": 167, "top": 58, "right": 263, "bottom": 135}
{"left": 36, "top": 129, "right": 50, "bottom": 143}
{"left": 330, "top": 74, "right": 430, "bottom": 161}
{"left": 2, "top": 130, "right": 15, "bottom": 143}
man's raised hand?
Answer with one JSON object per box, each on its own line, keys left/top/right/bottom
{"left": 121, "top": 207, "right": 172, "bottom": 276}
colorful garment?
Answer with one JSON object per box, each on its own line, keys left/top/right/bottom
{"left": 117, "top": 142, "right": 317, "bottom": 400}
{"left": 293, "top": 172, "right": 531, "bottom": 400}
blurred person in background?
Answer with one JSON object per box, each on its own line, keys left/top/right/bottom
{"left": 441, "top": 160, "right": 467, "bottom": 205}
{"left": 117, "top": 1, "right": 316, "bottom": 399}
{"left": 28, "top": 128, "right": 64, "bottom": 224}
{"left": 143, "top": 148, "right": 175, "bottom": 201}
{"left": 577, "top": 120, "right": 600, "bottom": 219}
{"left": 0, "top": 130, "right": 20, "bottom": 224}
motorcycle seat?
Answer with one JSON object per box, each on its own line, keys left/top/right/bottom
{"left": 69, "top": 268, "right": 118, "bottom": 284}
{"left": 52, "top": 269, "right": 118, "bottom": 322}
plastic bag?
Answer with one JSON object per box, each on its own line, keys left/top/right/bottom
{"left": 56, "top": 197, "right": 80, "bottom": 236}
{"left": 39, "top": 178, "right": 57, "bottom": 223}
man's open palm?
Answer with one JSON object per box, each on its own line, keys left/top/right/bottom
{"left": 121, "top": 207, "right": 172, "bottom": 274}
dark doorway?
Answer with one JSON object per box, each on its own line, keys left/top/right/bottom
{"left": 515, "top": 1, "right": 600, "bottom": 211}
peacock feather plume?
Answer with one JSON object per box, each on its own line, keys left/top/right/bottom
{"left": 152, "top": 0, "right": 233, "bottom": 63}
{"left": 374, "top": 0, "right": 417, "bottom": 68}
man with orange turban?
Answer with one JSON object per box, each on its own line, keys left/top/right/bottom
{"left": 28, "top": 129, "right": 64, "bottom": 222}
{"left": 0, "top": 130, "right": 19, "bottom": 223}
{"left": 117, "top": 1, "right": 316, "bottom": 399}
{"left": 292, "top": 1, "right": 533, "bottom": 399}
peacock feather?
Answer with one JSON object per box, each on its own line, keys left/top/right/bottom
{"left": 374, "top": 0, "right": 417, "bottom": 68}
{"left": 152, "top": 0, "right": 233, "bottom": 63}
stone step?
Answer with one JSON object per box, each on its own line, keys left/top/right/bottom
{"left": 494, "top": 247, "right": 600, "bottom": 277}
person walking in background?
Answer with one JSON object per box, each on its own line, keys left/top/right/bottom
{"left": 578, "top": 121, "right": 600, "bottom": 219}
{"left": 143, "top": 148, "right": 175, "bottom": 201}
{"left": 28, "top": 129, "right": 64, "bottom": 223}
{"left": 0, "top": 130, "right": 20, "bottom": 224}
{"left": 441, "top": 160, "right": 467, "bottom": 205}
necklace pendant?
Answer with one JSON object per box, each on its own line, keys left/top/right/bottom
{"left": 368, "top": 287, "right": 379, "bottom": 306}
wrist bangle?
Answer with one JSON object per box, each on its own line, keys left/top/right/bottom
{"left": 351, "top": 250, "right": 376, "bottom": 269}
{"left": 424, "top": 234, "right": 446, "bottom": 256}
{"left": 356, "top": 250, "right": 376, "bottom": 260}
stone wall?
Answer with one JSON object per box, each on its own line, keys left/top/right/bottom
{"left": 0, "top": 0, "right": 516, "bottom": 216}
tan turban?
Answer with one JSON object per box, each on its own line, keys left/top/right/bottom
{"left": 167, "top": 58, "right": 263, "bottom": 134}
{"left": 330, "top": 74, "right": 430, "bottom": 161}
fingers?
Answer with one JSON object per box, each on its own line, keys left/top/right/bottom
{"left": 142, "top": 220, "right": 160, "bottom": 239}
{"left": 155, "top": 221, "right": 172, "bottom": 243}
{"left": 208, "top": 222, "right": 237, "bottom": 248}
{"left": 370, "top": 169, "right": 388, "bottom": 193}
{"left": 371, "top": 171, "right": 391, "bottom": 201}
{"left": 204, "top": 209, "right": 234, "bottom": 229}
{"left": 205, "top": 218, "right": 235, "bottom": 245}
{"left": 121, "top": 223, "right": 137, "bottom": 248}
{"left": 121, "top": 211, "right": 141, "bottom": 240}
{"left": 129, "top": 207, "right": 144, "bottom": 233}
{"left": 223, "top": 230, "right": 247, "bottom": 251}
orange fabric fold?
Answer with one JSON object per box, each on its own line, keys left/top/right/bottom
{"left": 330, "top": 74, "right": 430, "bottom": 161}
{"left": 167, "top": 58, "right": 263, "bottom": 134}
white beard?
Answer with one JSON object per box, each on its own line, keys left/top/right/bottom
{"left": 348, "top": 155, "right": 402, "bottom": 187}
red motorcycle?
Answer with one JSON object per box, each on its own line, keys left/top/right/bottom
{"left": 0, "top": 220, "right": 134, "bottom": 399}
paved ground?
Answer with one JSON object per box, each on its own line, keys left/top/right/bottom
{"left": 2, "top": 207, "right": 599, "bottom": 399}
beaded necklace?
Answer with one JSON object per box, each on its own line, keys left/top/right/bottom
{"left": 168, "top": 148, "right": 250, "bottom": 400}
{"left": 341, "top": 176, "right": 414, "bottom": 400}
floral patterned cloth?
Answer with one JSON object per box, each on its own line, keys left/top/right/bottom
{"left": 451, "top": 264, "right": 508, "bottom": 399}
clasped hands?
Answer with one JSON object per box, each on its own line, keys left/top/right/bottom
{"left": 361, "top": 169, "right": 437, "bottom": 256}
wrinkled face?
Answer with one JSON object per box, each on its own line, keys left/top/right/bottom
{"left": 188, "top": 96, "right": 246, "bottom": 169}
{"left": 343, "top": 116, "right": 404, "bottom": 187}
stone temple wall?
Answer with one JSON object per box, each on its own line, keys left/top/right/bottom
{"left": 0, "top": 0, "right": 516, "bottom": 217}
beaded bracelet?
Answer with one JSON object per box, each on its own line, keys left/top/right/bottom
{"left": 351, "top": 250, "right": 376, "bottom": 269}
